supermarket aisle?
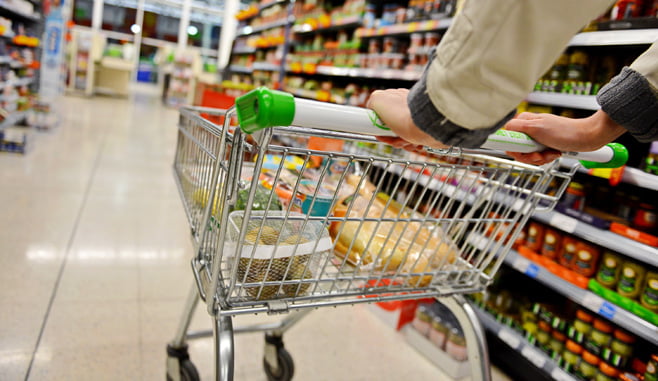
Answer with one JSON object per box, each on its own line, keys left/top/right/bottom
{"left": 0, "top": 85, "right": 511, "bottom": 380}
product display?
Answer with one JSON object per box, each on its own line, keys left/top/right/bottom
{"left": 0, "top": 0, "right": 43, "bottom": 153}
{"left": 470, "top": 267, "right": 657, "bottom": 381}
{"left": 411, "top": 301, "right": 468, "bottom": 362}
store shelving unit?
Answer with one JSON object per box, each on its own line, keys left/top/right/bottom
{"left": 568, "top": 28, "right": 658, "bottom": 46}
{"left": 356, "top": 18, "right": 453, "bottom": 38}
{"left": 466, "top": 230, "right": 658, "bottom": 346}
{"left": 313, "top": 66, "right": 422, "bottom": 81}
{"left": 0, "top": 0, "right": 42, "bottom": 145}
{"left": 292, "top": 16, "right": 362, "bottom": 34}
{"left": 506, "top": 249, "right": 658, "bottom": 346}
{"left": 237, "top": 17, "right": 291, "bottom": 37}
{"left": 253, "top": 62, "right": 281, "bottom": 71}
{"left": 228, "top": 65, "right": 254, "bottom": 74}
{"left": 472, "top": 305, "right": 577, "bottom": 381}
{"left": 532, "top": 209, "right": 658, "bottom": 268}
{"left": 524, "top": 93, "right": 599, "bottom": 111}
{"left": 0, "top": 2, "right": 41, "bottom": 23}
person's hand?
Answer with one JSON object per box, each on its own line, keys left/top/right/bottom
{"left": 503, "top": 110, "right": 627, "bottom": 165}
{"left": 367, "top": 89, "right": 449, "bottom": 151}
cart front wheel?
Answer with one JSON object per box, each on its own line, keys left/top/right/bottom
{"left": 263, "top": 335, "right": 294, "bottom": 381}
{"left": 166, "top": 344, "right": 200, "bottom": 381}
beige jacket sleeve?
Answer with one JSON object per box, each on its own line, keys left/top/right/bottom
{"left": 407, "top": 0, "right": 615, "bottom": 147}
{"left": 631, "top": 41, "right": 658, "bottom": 88}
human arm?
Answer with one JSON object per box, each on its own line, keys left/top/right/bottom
{"left": 368, "top": 0, "right": 615, "bottom": 149}
{"left": 505, "top": 41, "right": 657, "bottom": 165}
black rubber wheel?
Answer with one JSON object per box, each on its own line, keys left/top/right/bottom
{"left": 263, "top": 346, "right": 294, "bottom": 381}
{"left": 166, "top": 358, "right": 200, "bottom": 381}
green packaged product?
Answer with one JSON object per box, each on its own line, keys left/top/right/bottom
{"left": 641, "top": 271, "right": 658, "bottom": 313}
{"left": 578, "top": 351, "right": 600, "bottom": 380}
{"left": 596, "top": 252, "right": 623, "bottom": 289}
{"left": 618, "top": 261, "right": 646, "bottom": 300}
{"left": 234, "top": 184, "right": 282, "bottom": 212}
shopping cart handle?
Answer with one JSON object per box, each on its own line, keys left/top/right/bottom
{"left": 235, "top": 87, "right": 628, "bottom": 169}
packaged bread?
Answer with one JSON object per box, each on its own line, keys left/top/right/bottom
{"left": 330, "top": 175, "right": 459, "bottom": 287}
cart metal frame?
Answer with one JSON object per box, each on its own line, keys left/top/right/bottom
{"left": 166, "top": 106, "right": 574, "bottom": 381}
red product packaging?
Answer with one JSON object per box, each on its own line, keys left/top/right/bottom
{"left": 572, "top": 242, "right": 602, "bottom": 278}
{"left": 541, "top": 228, "right": 563, "bottom": 260}
{"left": 558, "top": 236, "right": 579, "bottom": 268}
{"left": 525, "top": 222, "right": 545, "bottom": 252}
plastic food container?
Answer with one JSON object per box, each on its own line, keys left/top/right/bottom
{"left": 226, "top": 211, "right": 332, "bottom": 300}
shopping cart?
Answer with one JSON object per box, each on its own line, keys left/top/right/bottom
{"left": 166, "top": 88, "right": 627, "bottom": 381}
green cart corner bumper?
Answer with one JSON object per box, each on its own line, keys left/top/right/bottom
{"left": 579, "top": 143, "right": 629, "bottom": 169}
{"left": 235, "top": 87, "right": 296, "bottom": 134}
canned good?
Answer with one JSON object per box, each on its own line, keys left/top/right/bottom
{"left": 292, "top": 180, "right": 335, "bottom": 217}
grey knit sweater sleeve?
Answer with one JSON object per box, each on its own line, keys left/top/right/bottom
{"left": 597, "top": 67, "right": 658, "bottom": 143}
{"left": 407, "top": 58, "right": 516, "bottom": 149}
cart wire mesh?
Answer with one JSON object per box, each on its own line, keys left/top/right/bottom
{"left": 173, "top": 106, "right": 572, "bottom": 316}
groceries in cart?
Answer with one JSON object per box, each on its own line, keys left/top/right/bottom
{"left": 219, "top": 157, "right": 463, "bottom": 300}
{"left": 329, "top": 174, "right": 459, "bottom": 287}
{"left": 227, "top": 211, "right": 332, "bottom": 300}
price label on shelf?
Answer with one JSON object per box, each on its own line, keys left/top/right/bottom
{"left": 599, "top": 301, "right": 617, "bottom": 320}
{"left": 512, "top": 257, "right": 530, "bottom": 273}
{"left": 582, "top": 293, "right": 605, "bottom": 314}
{"left": 467, "top": 233, "right": 488, "bottom": 251}
{"left": 549, "top": 213, "right": 578, "bottom": 234}
{"left": 498, "top": 328, "right": 521, "bottom": 349}
{"left": 551, "top": 367, "right": 574, "bottom": 381}
{"left": 582, "top": 292, "right": 617, "bottom": 319}
{"left": 525, "top": 263, "right": 540, "bottom": 279}
{"left": 521, "top": 345, "right": 546, "bottom": 368}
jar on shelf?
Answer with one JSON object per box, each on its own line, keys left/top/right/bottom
{"left": 569, "top": 310, "right": 593, "bottom": 344}
{"left": 572, "top": 241, "right": 601, "bottom": 278}
{"left": 562, "top": 340, "right": 583, "bottom": 373}
{"left": 596, "top": 252, "right": 623, "bottom": 290}
{"left": 424, "top": 32, "right": 440, "bottom": 49}
{"left": 596, "top": 362, "right": 621, "bottom": 381}
{"left": 549, "top": 330, "right": 567, "bottom": 359}
{"left": 428, "top": 315, "right": 449, "bottom": 349}
{"left": 618, "top": 260, "right": 646, "bottom": 300}
{"left": 525, "top": 221, "right": 545, "bottom": 252}
{"left": 578, "top": 351, "right": 601, "bottom": 380}
{"left": 558, "top": 236, "right": 578, "bottom": 268}
{"left": 382, "top": 37, "right": 397, "bottom": 53}
{"left": 646, "top": 354, "right": 658, "bottom": 381}
{"left": 610, "top": 329, "right": 635, "bottom": 358}
{"left": 587, "top": 319, "right": 614, "bottom": 356}
{"left": 446, "top": 327, "right": 468, "bottom": 362}
{"left": 411, "top": 304, "right": 432, "bottom": 336}
{"left": 541, "top": 228, "right": 562, "bottom": 260}
{"left": 641, "top": 271, "right": 658, "bottom": 313}
{"left": 536, "top": 320, "right": 552, "bottom": 350}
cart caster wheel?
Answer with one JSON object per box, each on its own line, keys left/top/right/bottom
{"left": 166, "top": 344, "right": 200, "bottom": 381}
{"left": 263, "top": 335, "right": 294, "bottom": 381}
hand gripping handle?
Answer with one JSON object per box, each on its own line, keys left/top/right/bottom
{"left": 235, "top": 87, "right": 627, "bottom": 168}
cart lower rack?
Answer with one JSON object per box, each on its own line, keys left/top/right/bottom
{"left": 166, "top": 88, "right": 626, "bottom": 381}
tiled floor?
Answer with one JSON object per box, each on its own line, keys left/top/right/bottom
{"left": 0, "top": 85, "right": 513, "bottom": 380}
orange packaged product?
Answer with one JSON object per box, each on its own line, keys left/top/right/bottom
{"left": 541, "top": 228, "right": 562, "bottom": 260}
{"left": 525, "top": 222, "right": 545, "bottom": 252}
{"left": 558, "top": 236, "right": 578, "bottom": 268}
{"left": 572, "top": 241, "right": 601, "bottom": 278}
